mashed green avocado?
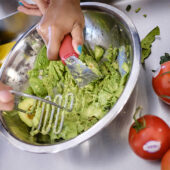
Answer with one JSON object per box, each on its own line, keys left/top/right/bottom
{"left": 18, "top": 44, "right": 130, "bottom": 141}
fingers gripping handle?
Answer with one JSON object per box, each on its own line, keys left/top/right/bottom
{"left": 59, "top": 35, "right": 79, "bottom": 65}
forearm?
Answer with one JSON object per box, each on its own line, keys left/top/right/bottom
{"left": 50, "top": 0, "right": 80, "bottom": 5}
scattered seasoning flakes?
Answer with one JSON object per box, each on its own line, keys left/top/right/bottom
{"left": 126, "top": 5, "right": 131, "bottom": 12}
{"left": 143, "top": 14, "right": 147, "bottom": 18}
{"left": 135, "top": 8, "right": 141, "bottom": 13}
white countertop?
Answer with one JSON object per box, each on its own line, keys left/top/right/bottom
{"left": 0, "top": 0, "right": 170, "bottom": 169}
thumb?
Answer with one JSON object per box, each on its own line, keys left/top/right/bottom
{"left": 0, "top": 90, "right": 14, "bottom": 103}
{"left": 71, "top": 23, "right": 84, "bottom": 55}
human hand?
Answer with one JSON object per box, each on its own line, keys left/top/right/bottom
{"left": 18, "top": 0, "right": 50, "bottom": 16}
{"left": 18, "top": 0, "right": 84, "bottom": 60}
{"left": 0, "top": 82, "right": 14, "bottom": 111}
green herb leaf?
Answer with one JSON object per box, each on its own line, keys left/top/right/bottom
{"left": 135, "top": 8, "right": 141, "bottom": 13}
{"left": 141, "top": 26, "right": 160, "bottom": 64}
{"left": 126, "top": 5, "right": 131, "bottom": 12}
{"left": 143, "top": 14, "right": 147, "bottom": 18}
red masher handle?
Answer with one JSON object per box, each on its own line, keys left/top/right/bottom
{"left": 59, "top": 35, "right": 79, "bottom": 65}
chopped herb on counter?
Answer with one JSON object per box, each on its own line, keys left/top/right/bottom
{"left": 141, "top": 26, "right": 160, "bottom": 64}
{"left": 135, "top": 8, "right": 141, "bottom": 13}
{"left": 143, "top": 14, "right": 147, "bottom": 18}
{"left": 126, "top": 5, "right": 131, "bottom": 12}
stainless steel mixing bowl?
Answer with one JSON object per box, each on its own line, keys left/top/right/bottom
{"left": 0, "top": 2, "right": 140, "bottom": 153}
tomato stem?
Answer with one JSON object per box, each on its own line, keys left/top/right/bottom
{"left": 160, "top": 53, "right": 170, "bottom": 64}
{"left": 133, "top": 106, "right": 146, "bottom": 132}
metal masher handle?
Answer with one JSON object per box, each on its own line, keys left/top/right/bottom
{"left": 9, "top": 90, "right": 72, "bottom": 112}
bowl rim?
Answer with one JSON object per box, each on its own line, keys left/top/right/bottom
{"left": 0, "top": 2, "right": 141, "bottom": 153}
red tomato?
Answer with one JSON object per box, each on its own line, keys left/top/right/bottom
{"left": 152, "top": 61, "right": 170, "bottom": 104}
{"left": 129, "top": 115, "right": 170, "bottom": 160}
{"left": 161, "top": 149, "right": 170, "bottom": 170}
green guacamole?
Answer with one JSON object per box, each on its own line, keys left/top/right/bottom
{"left": 18, "top": 45, "right": 130, "bottom": 141}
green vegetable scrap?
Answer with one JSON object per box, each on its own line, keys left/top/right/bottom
{"left": 143, "top": 14, "right": 147, "bottom": 18}
{"left": 29, "top": 77, "right": 48, "bottom": 97}
{"left": 94, "top": 46, "right": 104, "bottom": 62}
{"left": 17, "top": 44, "right": 130, "bottom": 141}
{"left": 84, "top": 54, "right": 102, "bottom": 77}
{"left": 126, "top": 5, "right": 131, "bottom": 12}
{"left": 141, "top": 26, "right": 160, "bottom": 64}
{"left": 135, "top": 8, "right": 141, "bottom": 13}
{"left": 34, "top": 46, "right": 49, "bottom": 69}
